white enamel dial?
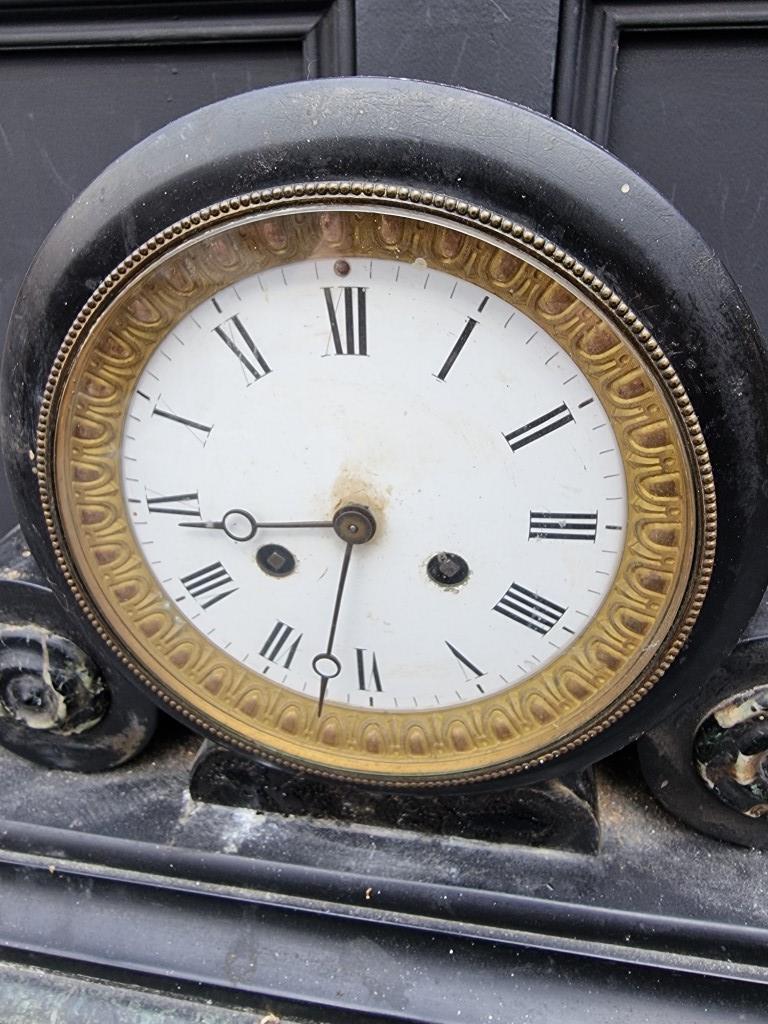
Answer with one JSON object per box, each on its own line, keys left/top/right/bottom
{"left": 121, "top": 253, "right": 627, "bottom": 712}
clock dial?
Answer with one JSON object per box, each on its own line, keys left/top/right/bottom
{"left": 120, "top": 255, "right": 627, "bottom": 712}
{"left": 41, "top": 193, "right": 709, "bottom": 784}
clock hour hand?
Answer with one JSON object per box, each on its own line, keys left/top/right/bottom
{"left": 179, "top": 508, "right": 333, "bottom": 542}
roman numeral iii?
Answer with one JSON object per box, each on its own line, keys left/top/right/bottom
{"left": 180, "top": 562, "right": 237, "bottom": 609}
{"left": 213, "top": 314, "right": 271, "bottom": 382}
{"left": 529, "top": 511, "right": 598, "bottom": 541}
{"left": 493, "top": 583, "right": 566, "bottom": 635}
{"left": 324, "top": 287, "right": 368, "bottom": 355}
{"left": 504, "top": 403, "right": 574, "bottom": 451}
{"left": 259, "top": 621, "right": 302, "bottom": 669}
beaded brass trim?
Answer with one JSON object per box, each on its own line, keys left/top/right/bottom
{"left": 37, "top": 184, "right": 715, "bottom": 786}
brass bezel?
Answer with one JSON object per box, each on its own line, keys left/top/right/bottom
{"left": 36, "top": 183, "right": 715, "bottom": 786}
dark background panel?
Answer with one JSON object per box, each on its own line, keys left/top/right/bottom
{"left": 554, "top": 2, "right": 768, "bottom": 344}
{"left": 356, "top": 0, "right": 560, "bottom": 113}
{"left": 608, "top": 28, "right": 768, "bottom": 343}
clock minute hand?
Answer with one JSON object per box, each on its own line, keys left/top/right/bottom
{"left": 313, "top": 538, "right": 354, "bottom": 717}
{"left": 312, "top": 504, "right": 378, "bottom": 716}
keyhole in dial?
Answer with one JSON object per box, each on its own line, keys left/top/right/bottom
{"left": 427, "top": 552, "right": 470, "bottom": 587}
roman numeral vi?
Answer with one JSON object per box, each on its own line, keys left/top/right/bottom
{"left": 356, "top": 648, "right": 383, "bottom": 691}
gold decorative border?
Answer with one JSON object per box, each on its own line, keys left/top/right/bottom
{"left": 36, "top": 182, "right": 716, "bottom": 786}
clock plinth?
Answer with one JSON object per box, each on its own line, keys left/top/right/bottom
{"left": 188, "top": 740, "right": 601, "bottom": 854}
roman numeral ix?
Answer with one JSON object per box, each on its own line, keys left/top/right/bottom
{"left": 259, "top": 621, "right": 302, "bottom": 670}
{"left": 324, "top": 287, "right": 368, "bottom": 355}
{"left": 529, "top": 511, "right": 598, "bottom": 542}
{"left": 504, "top": 403, "right": 574, "bottom": 452}
{"left": 214, "top": 313, "right": 271, "bottom": 382}
{"left": 180, "top": 562, "right": 238, "bottom": 609}
{"left": 493, "top": 583, "right": 566, "bottom": 635}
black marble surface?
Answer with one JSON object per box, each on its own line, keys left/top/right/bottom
{"left": 0, "top": 718, "right": 764, "bottom": 932}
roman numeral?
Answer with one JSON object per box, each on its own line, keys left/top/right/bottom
{"left": 529, "top": 511, "right": 598, "bottom": 542}
{"left": 152, "top": 404, "right": 212, "bottom": 443}
{"left": 493, "top": 583, "right": 566, "bottom": 635}
{"left": 324, "top": 287, "right": 368, "bottom": 355}
{"left": 214, "top": 314, "right": 271, "bottom": 382}
{"left": 504, "top": 403, "right": 574, "bottom": 451}
{"left": 445, "top": 641, "right": 485, "bottom": 683}
{"left": 435, "top": 318, "right": 477, "bottom": 381}
{"left": 356, "top": 648, "right": 383, "bottom": 691}
{"left": 146, "top": 491, "right": 200, "bottom": 518}
{"left": 180, "top": 562, "right": 237, "bottom": 609}
{"left": 259, "top": 620, "right": 302, "bottom": 669}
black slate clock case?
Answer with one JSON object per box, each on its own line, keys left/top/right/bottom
{"left": 3, "top": 78, "right": 767, "bottom": 786}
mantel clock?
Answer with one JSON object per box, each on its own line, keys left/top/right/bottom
{"left": 3, "top": 78, "right": 766, "bottom": 789}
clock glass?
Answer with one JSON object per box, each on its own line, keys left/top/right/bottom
{"left": 42, "top": 192, "right": 709, "bottom": 784}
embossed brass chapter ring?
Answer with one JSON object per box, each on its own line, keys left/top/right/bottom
{"left": 5, "top": 80, "right": 768, "bottom": 787}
